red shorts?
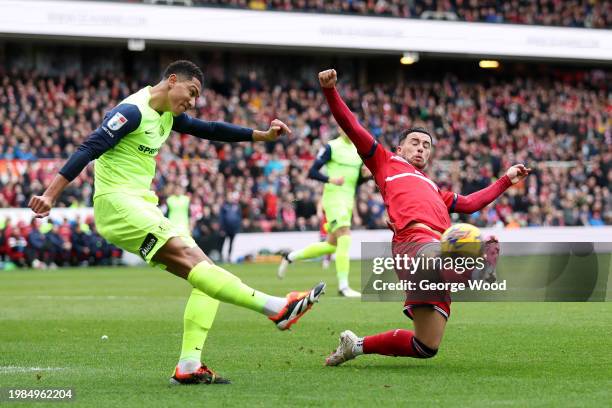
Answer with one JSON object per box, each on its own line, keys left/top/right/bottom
{"left": 393, "top": 227, "right": 451, "bottom": 321}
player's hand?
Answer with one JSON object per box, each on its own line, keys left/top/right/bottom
{"left": 254, "top": 119, "right": 292, "bottom": 142}
{"left": 484, "top": 235, "right": 500, "bottom": 258}
{"left": 28, "top": 195, "right": 53, "bottom": 218}
{"left": 482, "top": 235, "right": 500, "bottom": 282}
{"left": 506, "top": 164, "right": 531, "bottom": 184}
{"left": 329, "top": 176, "right": 344, "bottom": 186}
{"left": 318, "top": 69, "right": 337, "bottom": 88}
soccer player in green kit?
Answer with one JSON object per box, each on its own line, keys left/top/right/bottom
{"left": 278, "top": 131, "right": 362, "bottom": 297}
{"left": 28, "top": 60, "right": 325, "bottom": 385}
{"left": 167, "top": 185, "right": 190, "bottom": 231}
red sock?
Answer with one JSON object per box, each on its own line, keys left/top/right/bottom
{"left": 363, "top": 329, "right": 418, "bottom": 357}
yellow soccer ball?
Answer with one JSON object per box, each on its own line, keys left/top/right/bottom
{"left": 440, "top": 223, "right": 484, "bottom": 258}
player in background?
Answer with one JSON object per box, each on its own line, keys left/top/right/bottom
{"left": 318, "top": 69, "right": 530, "bottom": 366}
{"left": 166, "top": 185, "right": 190, "bottom": 231}
{"left": 28, "top": 60, "right": 325, "bottom": 385}
{"left": 277, "top": 131, "right": 362, "bottom": 297}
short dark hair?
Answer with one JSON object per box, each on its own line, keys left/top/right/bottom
{"left": 398, "top": 127, "right": 434, "bottom": 145}
{"left": 162, "top": 60, "right": 204, "bottom": 85}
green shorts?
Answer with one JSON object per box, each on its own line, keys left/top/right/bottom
{"left": 94, "top": 192, "right": 196, "bottom": 267}
{"left": 322, "top": 196, "right": 353, "bottom": 233}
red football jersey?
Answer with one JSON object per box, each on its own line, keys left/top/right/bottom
{"left": 323, "top": 86, "right": 511, "bottom": 242}
{"left": 364, "top": 145, "right": 455, "bottom": 237}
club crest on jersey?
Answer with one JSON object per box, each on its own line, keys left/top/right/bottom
{"left": 108, "top": 112, "right": 128, "bottom": 131}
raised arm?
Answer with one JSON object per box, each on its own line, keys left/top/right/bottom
{"left": 28, "top": 104, "right": 141, "bottom": 218}
{"left": 318, "top": 69, "right": 377, "bottom": 158}
{"left": 172, "top": 114, "right": 291, "bottom": 143}
{"left": 448, "top": 164, "right": 531, "bottom": 214}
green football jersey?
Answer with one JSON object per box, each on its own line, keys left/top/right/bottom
{"left": 167, "top": 194, "right": 190, "bottom": 229}
{"left": 323, "top": 136, "right": 363, "bottom": 203}
{"left": 94, "top": 87, "right": 173, "bottom": 199}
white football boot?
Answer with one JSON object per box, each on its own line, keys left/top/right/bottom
{"left": 339, "top": 287, "right": 361, "bottom": 298}
{"left": 326, "top": 330, "right": 359, "bottom": 366}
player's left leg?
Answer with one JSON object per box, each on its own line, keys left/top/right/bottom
{"left": 153, "top": 237, "right": 324, "bottom": 326}
{"left": 277, "top": 241, "right": 336, "bottom": 279}
{"left": 362, "top": 307, "right": 445, "bottom": 356}
{"left": 325, "top": 307, "right": 446, "bottom": 366}
{"left": 172, "top": 287, "right": 228, "bottom": 384}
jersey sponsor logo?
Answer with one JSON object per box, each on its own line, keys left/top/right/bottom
{"left": 138, "top": 145, "right": 160, "bottom": 155}
{"left": 139, "top": 233, "right": 158, "bottom": 259}
{"left": 107, "top": 112, "right": 128, "bottom": 131}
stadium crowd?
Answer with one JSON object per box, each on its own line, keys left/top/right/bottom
{"left": 181, "top": 0, "right": 612, "bottom": 29}
{"left": 0, "top": 216, "right": 122, "bottom": 269}
{"left": 0, "top": 60, "right": 609, "bottom": 266}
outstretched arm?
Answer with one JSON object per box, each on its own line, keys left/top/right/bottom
{"left": 307, "top": 144, "right": 345, "bottom": 185}
{"left": 448, "top": 164, "right": 531, "bottom": 213}
{"left": 173, "top": 114, "right": 291, "bottom": 142}
{"left": 319, "top": 69, "right": 378, "bottom": 159}
{"left": 29, "top": 104, "right": 142, "bottom": 218}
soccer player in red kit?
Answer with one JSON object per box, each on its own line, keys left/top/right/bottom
{"left": 318, "top": 69, "right": 531, "bottom": 365}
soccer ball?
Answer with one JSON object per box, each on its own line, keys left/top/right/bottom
{"left": 440, "top": 223, "right": 484, "bottom": 258}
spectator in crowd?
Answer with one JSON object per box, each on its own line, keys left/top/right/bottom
{"left": 26, "top": 219, "right": 46, "bottom": 267}
{"left": 220, "top": 192, "right": 242, "bottom": 262}
{"left": 71, "top": 223, "right": 91, "bottom": 265}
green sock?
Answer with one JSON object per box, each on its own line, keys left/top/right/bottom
{"left": 187, "top": 261, "right": 283, "bottom": 315}
{"left": 335, "top": 235, "right": 352, "bottom": 289}
{"left": 290, "top": 241, "right": 336, "bottom": 262}
{"left": 179, "top": 288, "right": 219, "bottom": 362}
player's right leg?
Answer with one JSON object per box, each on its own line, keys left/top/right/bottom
{"left": 325, "top": 307, "right": 445, "bottom": 366}
{"left": 322, "top": 201, "right": 359, "bottom": 297}
{"left": 331, "top": 227, "right": 360, "bottom": 297}
{"left": 152, "top": 237, "right": 325, "bottom": 330}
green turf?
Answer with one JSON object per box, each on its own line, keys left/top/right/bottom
{"left": 1, "top": 262, "right": 611, "bottom": 407}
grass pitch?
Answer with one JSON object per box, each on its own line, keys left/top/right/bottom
{"left": 1, "top": 261, "right": 611, "bottom": 407}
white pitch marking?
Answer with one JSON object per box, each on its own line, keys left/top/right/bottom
{"left": 0, "top": 366, "right": 67, "bottom": 374}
